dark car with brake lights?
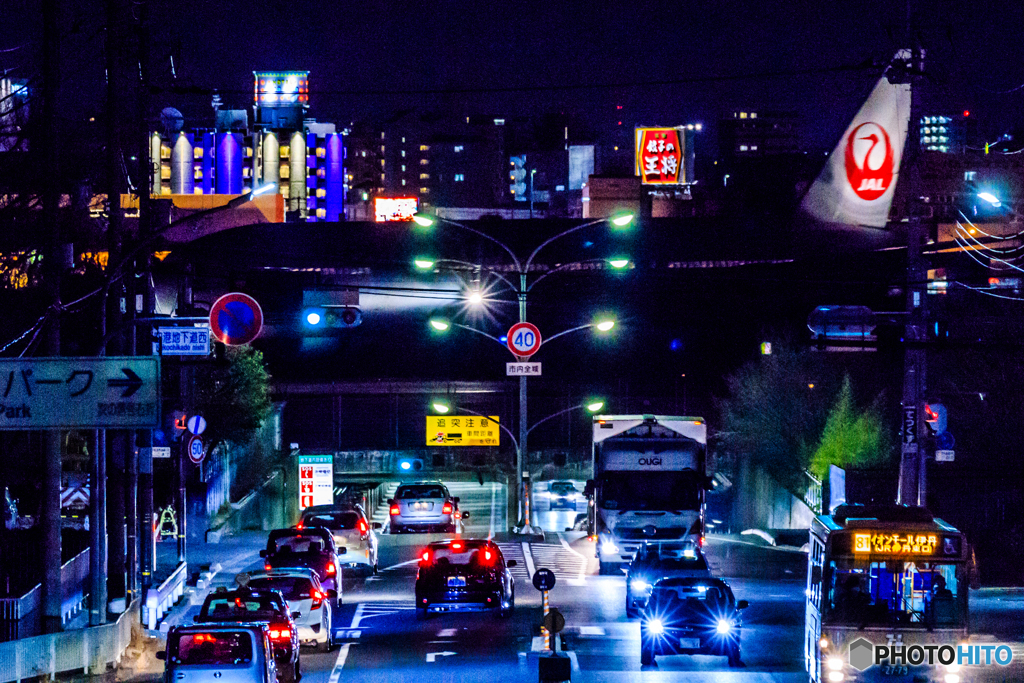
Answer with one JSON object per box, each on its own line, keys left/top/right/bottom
{"left": 640, "top": 576, "right": 747, "bottom": 668}
{"left": 194, "top": 587, "right": 301, "bottom": 683}
{"left": 415, "top": 539, "right": 516, "bottom": 617}
{"left": 261, "top": 527, "right": 344, "bottom": 603}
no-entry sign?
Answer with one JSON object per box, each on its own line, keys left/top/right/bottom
{"left": 507, "top": 322, "right": 542, "bottom": 358}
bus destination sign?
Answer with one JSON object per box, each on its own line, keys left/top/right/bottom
{"left": 851, "top": 531, "right": 961, "bottom": 557}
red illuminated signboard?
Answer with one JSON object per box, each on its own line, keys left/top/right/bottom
{"left": 636, "top": 127, "right": 684, "bottom": 185}
{"left": 374, "top": 197, "right": 419, "bottom": 222}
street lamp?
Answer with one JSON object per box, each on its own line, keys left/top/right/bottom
{"left": 413, "top": 212, "right": 632, "bottom": 534}
{"left": 977, "top": 192, "right": 1001, "bottom": 208}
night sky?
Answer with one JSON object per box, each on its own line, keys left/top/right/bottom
{"left": 5, "top": 0, "right": 1024, "bottom": 151}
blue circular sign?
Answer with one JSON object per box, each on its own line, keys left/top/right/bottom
{"left": 209, "top": 293, "right": 263, "bottom": 346}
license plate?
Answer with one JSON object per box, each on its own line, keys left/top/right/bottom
{"left": 678, "top": 638, "right": 700, "bottom": 649}
{"left": 414, "top": 502, "right": 433, "bottom": 510}
{"left": 447, "top": 576, "right": 467, "bottom": 587}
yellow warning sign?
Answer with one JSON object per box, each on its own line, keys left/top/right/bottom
{"left": 426, "top": 415, "right": 500, "bottom": 446}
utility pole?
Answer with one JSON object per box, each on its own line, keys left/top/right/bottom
{"left": 894, "top": 47, "right": 930, "bottom": 507}
{"left": 40, "top": 0, "right": 64, "bottom": 635}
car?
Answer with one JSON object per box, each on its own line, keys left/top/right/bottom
{"left": 261, "top": 528, "right": 345, "bottom": 603}
{"left": 389, "top": 481, "right": 468, "bottom": 534}
{"left": 415, "top": 539, "right": 516, "bottom": 617}
{"left": 158, "top": 623, "right": 277, "bottom": 683}
{"left": 194, "top": 587, "right": 301, "bottom": 683}
{"left": 639, "top": 576, "right": 748, "bottom": 668}
{"left": 547, "top": 481, "right": 579, "bottom": 510}
{"left": 625, "top": 542, "right": 712, "bottom": 618}
{"left": 237, "top": 568, "right": 337, "bottom": 652}
{"left": 300, "top": 504, "right": 380, "bottom": 575}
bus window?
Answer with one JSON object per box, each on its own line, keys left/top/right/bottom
{"left": 825, "top": 560, "right": 964, "bottom": 627}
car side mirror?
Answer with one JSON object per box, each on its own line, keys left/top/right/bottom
{"left": 156, "top": 651, "right": 166, "bottom": 660}
{"left": 564, "top": 527, "right": 572, "bottom": 532}
{"left": 454, "top": 497, "right": 460, "bottom": 504}
{"left": 291, "top": 612, "right": 301, "bottom": 619}
{"left": 372, "top": 522, "right": 382, "bottom": 530}
{"left": 811, "top": 566, "right": 823, "bottom": 585}
{"left": 506, "top": 560, "right": 517, "bottom": 567}
{"left": 326, "top": 589, "right": 338, "bottom": 599}
{"left": 259, "top": 549, "right": 267, "bottom": 558}
{"left": 338, "top": 547, "right": 347, "bottom": 555}
{"left": 737, "top": 600, "right": 749, "bottom": 609}
{"left": 461, "top": 511, "right": 470, "bottom": 519}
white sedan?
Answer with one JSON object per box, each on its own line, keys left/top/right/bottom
{"left": 238, "top": 568, "right": 337, "bottom": 652}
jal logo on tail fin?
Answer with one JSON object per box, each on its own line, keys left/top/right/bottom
{"left": 844, "top": 122, "right": 894, "bottom": 200}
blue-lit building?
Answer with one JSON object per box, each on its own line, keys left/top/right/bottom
{"left": 149, "top": 71, "right": 345, "bottom": 222}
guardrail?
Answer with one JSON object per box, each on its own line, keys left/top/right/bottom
{"left": 0, "top": 598, "right": 137, "bottom": 682}
{"left": 143, "top": 561, "right": 187, "bottom": 630}
{"left": 0, "top": 549, "right": 91, "bottom": 641}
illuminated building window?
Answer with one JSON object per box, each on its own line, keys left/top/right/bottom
{"left": 420, "top": 187, "right": 430, "bottom": 194}
{"left": 401, "top": 165, "right": 406, "bottom": 172}
{"left": 381, "top": 132, "right": 385, "bottom": 139}
{"left": 454, "top": 145, "right": 464, "bottom": 153}
{"left": 401, "top": 150, "right": 406, "bottom": 157}
{"left": 750, "top": 112, "right": 757, "bottom": 118}
{"left": 402, "top": 137, "right": 406, "bottom": 143}
{"left": 750, "top": 145, "right": 758, "bottom": 151}
{"left": 420, "top": 173, "right": 429, "bottom": 180}
{"left": 965, "top": 171, "right": 977, "bottom": 181}
{"left": 739, "top": 145, "right": 748, "bottom": 151}
{"left": 380, "top": 160, "right": 385, "bottom": 167}
{"left": 739, "top": 112, "right": 748, "bottom": 119}
{"left": 362, "top": 192, "right": 369, "bottom": 201}
{"left": 419, "top": 145, "right": 430, "bottom": 152}
{"left": 362, "top": 151, "right": 367, "bottom": 157}
{"left": 494, "top": 118, "right": 505, "bottom": 126}
{"left": 420, "top": 159, "right": 429, "bottom": 165}
{"left": 402, "top": 179, "right": 406, "bottom": 186}
{"left": 455, "top": 174, "right": 465, "bottom": 182}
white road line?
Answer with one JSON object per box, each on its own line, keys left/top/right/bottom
{"left": 521, "top": 541, "right": 536, "bottom": 578}
{"left": 488, "top": 482, "right": 497, "bottom": 540}
{"left": 558, "top": 532, "right": 590, "bottom": 583}
{"left": 438, "top": 628, "right": 457, "bottom": 637}
{"left": 380, "top": 558, "right": 422, "bottom": 572}
{"left": 327, "top": 643, "right": 351, "bottom": 683}
{"left": 349, "top": 602, "right": 365, "bottom": 630}
{"left": 579, "top": 626, "right": 605, "bottom": 636}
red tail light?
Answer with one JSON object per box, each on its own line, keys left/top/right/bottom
{"left": 390, "top": 505, "right": 400, "bottom": 516}
{"left": 442, "top": 502, "right": 453, "bottom": 514}
{"left": 325, "top": 562, "right": 336, "bottom": 576}
{"left": 310, "top": 588, "right": 324, "bottom": 609}
{"left": 358, "top": 519, "right": 368, "bottom": 534}
{"left": 269, "top": 627, "right": 291, "bottom": 640}
{"left": 265, "top": 564, "right": 272, "bottom": 571}
{"left": 451, "top": 541, "right": 463, "bottom": 550}
{"left": 296, "top": 522, "right": 304, "bottom": 529}
{"left": 482, "top": 549, "right": 493, "bottom": 564}
{"left": 421, "top": 550, "right": 431, "bottom": 564}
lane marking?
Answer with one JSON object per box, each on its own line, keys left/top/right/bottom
{"left": 349, "top": 602, "right": 365, "bottom": 630}
{"left": 579, "top": 626, "right": 605, "bottom": 636}
{"left": 426, "top": 651, "right": 456, "bottom": 663}
{"left": 438, "top": 628, "right": 457, "bottom": 637}
{"left": 521, "top": 541, "right": 537, "bottom": 578}
{"left": 558, "top": 532, "right": 590, "bottom": 583}
{"left": 327, "top": 643, "right": 351, "bottom": 683}
{"left": 380, "top": 558, "right": 421, "bottom": 572}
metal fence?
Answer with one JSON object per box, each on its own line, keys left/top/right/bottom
{"left": 0, "top": 598, "right": 137, "bottom": 682}
{"left": 0, "top": 549, "right": 91, "bottom": 641}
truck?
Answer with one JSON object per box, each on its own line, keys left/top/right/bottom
{"left": 586, "top": 414, "right": 708, "bottom": 575}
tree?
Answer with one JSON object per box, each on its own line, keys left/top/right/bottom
{"left": 808, "top": 375, "right": 893, "bottom": 479}
{"left": 194, "top": 345, "right": 272, "bottom": 450}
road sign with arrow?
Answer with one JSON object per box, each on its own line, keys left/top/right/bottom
{"left": 0, "top": 357, "right": 160, "bottom": 429}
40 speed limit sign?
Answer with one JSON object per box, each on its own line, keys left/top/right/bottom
{"left": 507, "top": 322, "right": 542, "bottom": 358}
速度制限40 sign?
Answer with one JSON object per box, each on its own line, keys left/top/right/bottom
{"left": 635, "top": 127, "right": 684, "bottom": 185}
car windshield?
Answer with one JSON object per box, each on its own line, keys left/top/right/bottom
{"left": 825, "top": 559, "right": 965, "bottom": 627}
{"left": 170, "top": 631, "right": 254, "bottom": 665}
{"left": 303, "top": 512, "right": 360, "bottom": 530}
{"left": 202, "top": 594, "right": 283, "bottom": 620}
{"left": 246, "top": 577, "right": 315, "bottom": 601}
{"left": 646, "top": 557, "right": 710, "bottom": 573}
{"left": 551, "top": 483, "right": 575, "bottom": 493}
{"left": 598, "top": 471, "right": 701, "bottom": 511}
{"left": 648, "top": 580, "right": 734, "bottom": 615}
{"left": 272, "top": 536, "right": 327, "bottom": 554}
{"left": 397, "top": 485, "right": 445, "bottom": 499}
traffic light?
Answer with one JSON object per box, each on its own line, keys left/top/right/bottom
{"left": 172, "top": 410, "right": 188, "bottom": 442}
{"left": 924, "top": 403, "right": 947, "bottom": 435}
{"left": 509, "top": 156, "right": 527, "bottom": 201}
{"left": 302, "top": 306, "right": 362, "bottom": 333}
{"left": 398, "top": 458, "right": 424, "bottom": 472}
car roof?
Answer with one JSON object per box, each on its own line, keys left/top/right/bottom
{"left": 243, "top": 568, "right": 319, "bottom": 580}
{"left": 398, "top": 480, "right": 446, "bottom": 487}
{"left": 653, "top": 576, "right": 731, "bottom": 589}
{"left": 302, "top": 504, "right": 363, "bottom": 514}
{"left": 268, "top": 527, "right": 333, "bottom": 540}
{"left": 206, "top": 587, "right": 286, "bottom": 600}
{"left": 172, "top": 623, "right": 270, "bottom": 635}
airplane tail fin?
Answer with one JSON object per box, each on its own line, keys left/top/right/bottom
{"left": 799, "top": 51, "right": 913, "bottom": 230}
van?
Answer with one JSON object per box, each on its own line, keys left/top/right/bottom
{"left": 158, "top": 623, "right": 277, "bottom": 683}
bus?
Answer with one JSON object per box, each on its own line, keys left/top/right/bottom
{"left": 586, "top": 415, "right": 708, "bottom": 575}
{"left": 805, "top": 504, "right": 969, "bottom": 683}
